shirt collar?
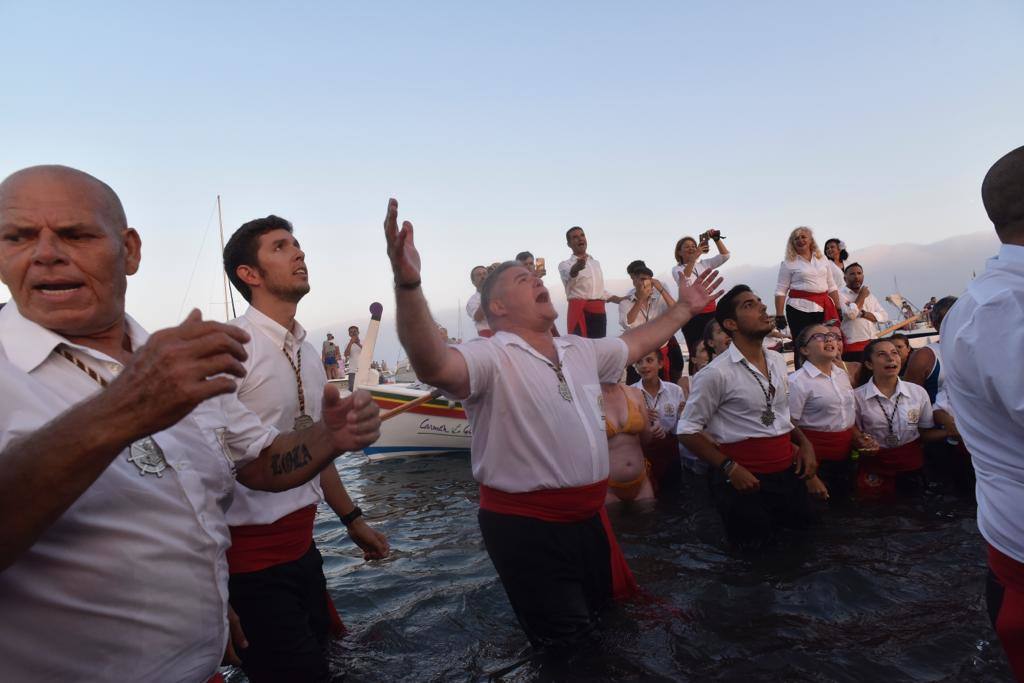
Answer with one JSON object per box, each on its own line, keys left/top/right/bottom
{"left": 865, "top": 377, "right": 911, "bottom": 401}
{"left": 997, "top": 243, "right": 1024, "bottom": 265}
{"left": 0, "top": 301, "right": 149, "bottom": 374}
{"left": 636, "top": 378, "right": 664, "bottom": 400}
{"left": 493, "top": 330, "right": 575, "bottom": 358}
{"left": 242, "top": 306, "right": 307, "bottom": 349}
{"left": 725, "top": 342, "right": 747, "bottom": 364}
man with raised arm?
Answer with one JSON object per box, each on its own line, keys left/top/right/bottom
{"left": 558, "top": 226, "right": 619, "bottom": 338}
{"left": 0, "top": 166, "right": 381, "bottom": 682}
{"left": 383, "top": 199, "right": 721, "bottom": 648}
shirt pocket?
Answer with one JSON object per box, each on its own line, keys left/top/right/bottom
{"left": 188, "top": 405, "right": 238, "bottom": 491}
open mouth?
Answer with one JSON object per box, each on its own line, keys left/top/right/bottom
{"left": 883, "top": 363, "right": 899, "bottom": 371}
{"left": 535, "top": 290, "right": 550, "bottom": 304}
{"left": 34, "top": 281, "right": 84, "bottom": 296}
{"left": 293, "top": 267, "right": 308, "bottom": 276}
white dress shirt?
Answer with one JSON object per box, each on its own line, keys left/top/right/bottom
{"left": 776, "top": 255, "right": 839, "bottom": 313}
{"left": 839, "top": 285, "right": 889, "bottom": 344}
{"left": 0, "top": 303, "right": 277, "bottom": 682}
{"left": 788, "top": 363, "right": 856, "bottom": 431}
{"left": 617, "top": 288, "right": 670, "bottom": 331}
{"left": 466, "top": 291, "right": 491, "bottom": 334}
{"left": 854, "top": 378, "right": 934, "bottom": 446}
{"left": 828, "top": 262, "right": 846, "bottom": 294}
{"left": 631, "top": 378, "right": 684, "bottom": 433}
{"left": 558, "top": 254, "right": 608, "bottom": 300}
{"left": 941, "top": 243, "right": 1024, "bottom": 563}
{"left": 677, "top": 343, "right": 794, "bottom": 443}
{"left": 671, "top": 252, "right": 730, "bottom": 287}
{"left": 450, "top": 332, "right": 627, "bottom": 492}
{"left": 228, "top": 306, "right": 325, "bottom": 526}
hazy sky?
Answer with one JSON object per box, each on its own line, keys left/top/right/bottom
{"left": 2, "top": 2, "right": 1022, "bottom": 361}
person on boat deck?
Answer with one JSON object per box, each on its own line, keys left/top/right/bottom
{"left": 466, "top": 265, "right": 493, "bottom": 338}
{"left": 853, "top": 339, "right": 946, "bottom": 498}
{"left": 631, "top": 350, "right": 686, "bottom": 493}
{"left": 0, "top": 165, "right": 382, "bottom": 682}
{"left": 678, "top": 285, "right": 817, "bottom": 550}
{"left": 774, "top": 226, "right": 842, "bottom": 344}
{"left": 789, "top": 324, "right": 875, "bottom": 503}
{"left": 322, "top": 332, "right": 341, "bottom": 380}
{"left": 940, "top": 145, "right": 1024, "bottom": 680}
{"left": 619, "top": 259, "right": 683, "bottom": 383}
{"left": 344, "top": 324, "right": 363, "bottom": 391}
{"left": 383, "top": 198, "right": 721, "bottom": 648}
{"left": 558, "top": 226, "right": 621, "bottom": 339}
{"left": 823, "top": 238, "right": 848, "bottom": 293}
{"left": 904, "top": 296, "right": 957, "bottom": 404}
{"left": 603, "top": 381, "right": 656, "bottom": 504}
{"left": 838, "top": 262, "right": 888, "bottom": 366}
{"left": 223, "top": 215, "right": 389, "bottom": 682}
{"left": 672, "top": 230, "right": 730, "bottom": 359}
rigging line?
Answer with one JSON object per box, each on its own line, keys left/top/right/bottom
{"left": 178, "top": 198, "right": 219, "bottom": 320}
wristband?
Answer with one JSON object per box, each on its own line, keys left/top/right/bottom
{"left": 720, "top": 458, "right": 735, "bottom": 475}
{"left": 340, "top": 506, "right": 363, "bottom": 526}
{"left": 396, "top": 279, "right": 422, "bottom": 290}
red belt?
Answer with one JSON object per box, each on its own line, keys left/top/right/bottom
{"left": 990, "top": 543, "right": 1024, "bottom": 595}
{"left": 860, "top": 439, "right": 924, "bottom": 477}
{"left": 719, "top": 433, "right": 793, "bottom": 474}
{"left": 789, "top": 289, "right": 840, "bottom": 324}
{"left": 479, "top": 480, "right": 638, "bottom": 600}
{"left": 802, "top": 427, "right": 854, "bottom": 462}
{"left": 567, "top": 299, "right": 606, "bottom": 337}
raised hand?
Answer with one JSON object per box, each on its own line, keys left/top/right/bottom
{"left": 321, "top": 385, "right": 382, "bottom": 453}
{"left": 676, "top": 268, "right": 724, "bottom": 317}
{"left": 383, "top": 198, "right": 421, "bottom": 286}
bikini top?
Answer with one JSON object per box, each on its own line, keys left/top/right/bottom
{"left": 605, "top": 385, "right": 647, "bottom": 437}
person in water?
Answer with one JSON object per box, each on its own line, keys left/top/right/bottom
{"left": 632, "top": 350, "right": 685, "bottom": 494}
{"left": 603, "top": 381, "right": 656, "bottom": 504}
{"left": 853, "top": 338, "right": 946, "bottom": 498}
{"left": 382, "top": 198, "right": 721, "bottom": 648}
{"left": 678, "top": 285, "right": 817, "bottom": 549}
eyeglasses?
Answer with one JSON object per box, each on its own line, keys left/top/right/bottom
{"left": 807, "top": 333, "right": 841, "bottom": 343}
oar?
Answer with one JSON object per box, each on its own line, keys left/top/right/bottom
{"left": 354, "top": 302, "right": 383, "bottom": 387}
{"left": 875, "top": 314, "right": 921, "bottom": 338}
{"left": 381, "top": 388, "right": 444, "bottom": 421}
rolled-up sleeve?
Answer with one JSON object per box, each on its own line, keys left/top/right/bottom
{"left": 676, "top": 367, "right": 723, "bottom": 435}
{"left": 593, "top": 337, "right": 629, "bottom": 383}
{"left": 221, "top": 394, "right": 279, "bottom": 467}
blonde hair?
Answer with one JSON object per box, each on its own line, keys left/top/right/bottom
{"left": 785, "top": 226, "right": 822, "bottom": 261}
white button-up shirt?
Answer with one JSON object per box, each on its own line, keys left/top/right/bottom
{"left": 941, "top": 243, "right": 1024, "bottom": 563}
{"left": 631, "top": 378, "right": 684, "bottom": 433}
{"left": 617, "top": 288, "right": 669, "bottom": 331}
{"left": 671, "top": 252, "right": 730, "bottom": 287}
{"left": 776, "top": 255, "right": 839, "bottom": 314}
{"left": 450, "top": 332, "right": 627, "bottom": 492}
{"left": 0, "top": 303, "right": 277, "bottom": 682}
{"left": 558, "top": 254, "right": 608, "bottom": 300}
{"left": 839, "top": 285, "right": 889, "bottom": 344}
{"left": 854, "top": 378, "right": 934, "bottom": 447}
{"left": 466, "top": 291, "right": 491, "bottom": 334}
{"left": 677, "top": 343, "right": 794, "bottom": 443}
{"left": 227, "top": 306, "right": 325, "bottom": 526}
{"left": 788, "top": 363, "right": 856, "bottom": 431}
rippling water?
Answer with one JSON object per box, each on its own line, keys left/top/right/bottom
{"left": 228, "top": 453, "right": 1012, "bottom": 682}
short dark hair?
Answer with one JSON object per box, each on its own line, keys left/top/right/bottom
{"left": 825, "top": 238, "right": 849, "bottom": 262}
{"left": 479, "top": 260, "right": 522, "bottom": 324}
{"left": 843, "top": 261, "right": 862, "bottom": 273}
{"left": 714, "top": 284, "right": 753, "bottom": 337}
{"left": 930, "top": 295, "right": 957, "bottom": 330}
{"left": 701, "top": 317, "right": 722, "bottom": 360}
{"left": 514, "top": 251, "right": 533, "bottom": 262}
{"left": 348, "top": 325, "right": 359, "bottom": 333}
{"left": 224, "top": 215, "right": 293, "bottom": 302}
{"left": 565, "top": 226, "right": 583, "bottom": 242}
{"left": 982, "top": 145, "right": 1024, "bottom": 241}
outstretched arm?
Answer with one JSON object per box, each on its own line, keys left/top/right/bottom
{"left": 383, "top": 199, "right": 470, "bottom": 398}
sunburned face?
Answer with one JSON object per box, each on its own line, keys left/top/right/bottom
{"left": 792, "top": 230, "right": 811, "bottom": 254}
{"left": 635, "top": 352, "right": 661, "bottom": 380}
{"left": 866, "top": 341, "right": 902, "bottom": 379}
{"left": 489, "top": 265, "right": 557, "bottom": 327}
{"left": 844, "top": 265, "right": 863, "bottom": 290}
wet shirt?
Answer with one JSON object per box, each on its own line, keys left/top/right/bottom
{"left": 0, "top": 303, "right": 277, "bottom": 682}
{"left": 776, "top": 255, "right": 839, "bottom": 313}
{"left": 941, "top": 244, "right": 1024, "bottom": 564}
{"left": 854, "top": 378, "right": 934, "bottom": 446}
{"left": 677, "top": 343, "right": 794, "bottom": 443}
{"left": 839, "top": 286, "right": 890, "bottom": 344}
{"left": 450, "top": 332, "right": 627, "bottom": 492}
{"left": 558, "top": 254, "right": 608, "bottom": 300}
{"left": 228, "top": 306, "right": 324, "bottom": 526}
{"left": 788, "top": 363, "right": 856, "bottom": 432}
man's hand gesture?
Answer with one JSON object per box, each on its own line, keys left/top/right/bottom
{"left": 321, "top": 386, "right": 381, "bottom": 453}
{"left": 384, "top": 198, "right": 421, "bottom": 286}
{"left": 676, "top": 268, "right": 724, "bottom": 317}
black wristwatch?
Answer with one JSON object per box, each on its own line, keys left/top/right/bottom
{"left": 340, "top": 506, "right": 363, "bottom": 527}
{"left": 720, "top": 458, "right": 736, "bottom": 475}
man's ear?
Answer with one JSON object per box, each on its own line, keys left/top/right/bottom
{"left": 236, "top": 264, "right": 262, "bottom": 289}
{"left": 722, "top": 318, "right": 738, "bottom": 336}
{"left": 123, "top": 228, "right": 142, "bottom": 276}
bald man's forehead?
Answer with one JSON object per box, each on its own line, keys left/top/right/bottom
{"left": 0, "top": 166, "right": 127, "bottom": 236}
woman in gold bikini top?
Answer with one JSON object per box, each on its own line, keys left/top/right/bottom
{"left": 602, "top": 383, "right": 655, "bottom": 504}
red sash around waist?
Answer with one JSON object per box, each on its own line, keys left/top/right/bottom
{"left": 479, "top": 481, "right": 638, "bottom": 600}
{"left": 844, "top": 339, "right": 869, "bottom": 353}
{"left": 789, "top": 289, "right": 840, "bottom": 324}
{"left": 861, "top": 439, "right": 923, "bottom": 477}
{"left": 990, "top": 543, "right": 1024, "bottom": 595}
{"left": 719, "top": 433, "right": 793, "bottom": 474}
{"left": 802, "top": 427, "right": 854, "bottom": 462}
{"left": 567, "top": 298, "right": 606, "bottom": 337}
{"left": 228, "top": 505, "right": 317, "bottom": 574}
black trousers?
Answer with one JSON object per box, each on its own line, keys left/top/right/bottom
{"left": 818, "top": 459, "right": 856, "bottom": 502}
{"left": 478, "top": 509, "right": 612, "bottom": 649}
{"left": 681, "top": 311, "right": 715, "bottom": 359}
{"left": 228, "top": 543, "right": 332, "bottom": 683}
{"left": 785, "top": 305, "right": 824, "bottom": 346}
{"left": 710, "top": 468, "right": 813, "bottom": 549}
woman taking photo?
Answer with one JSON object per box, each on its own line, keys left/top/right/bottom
{"left": 673, "top": 229, "right": 730, "bottom": 357}
{"left": 775, "top": 226, "right": 841, "bottom": 343}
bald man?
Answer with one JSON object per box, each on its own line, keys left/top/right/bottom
{"left": 0, "top": 165, "right": 381, "bottom": 681}
{"left": 941, "top": 146, "right": 1024, "bottom": 680}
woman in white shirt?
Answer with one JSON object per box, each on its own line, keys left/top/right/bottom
{"left": 774, "top": 227, "right": 841, "bottom": 345}
{"left": 673, "top": 230, "right": 730, "bottom": 358}
{"left": 854, "top": 338, "right": 947, "bottom": 498}
{"left": 823, "top": 238, "right": 848, "bottom": 292}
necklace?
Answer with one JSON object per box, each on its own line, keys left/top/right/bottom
{"left": 59, "top": 348, "right": 168, "bottom": 477}
{"left": 874, "top": 393, "right": 902, "bottom": 448}
{"left": 539, "top": 355, "right": 573, "bottom": 402}
{"left": 281, "top": 345, "right": 314, "bottom": 430}
{"left": 740, "top": 358, "right": 777, "bottom": 426}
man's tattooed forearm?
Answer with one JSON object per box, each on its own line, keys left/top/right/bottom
{"left": 270, "top": 444, "right": 313, "bottom": 476}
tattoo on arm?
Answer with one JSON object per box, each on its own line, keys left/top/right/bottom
{"left": 270, "top": 444, "right": 314, "bottom": 475}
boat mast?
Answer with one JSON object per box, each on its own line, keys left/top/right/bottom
{"left": 216, "top": 195, "right": 237, "bottom": 321}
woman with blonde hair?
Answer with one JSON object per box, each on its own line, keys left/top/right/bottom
{"left": 774, "top": 226, "right": 841, "bottom": 344}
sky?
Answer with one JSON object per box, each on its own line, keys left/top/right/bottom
{"left": 1, "top": 2, "right": 1022, "bottom": 363}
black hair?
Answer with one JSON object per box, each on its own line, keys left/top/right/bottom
{"left": 223, "top": 215, "right": 294, "bottom": 302}
{"left": 713, "top": 284, "right": 753, "bottom": 338}
{"left": 565, "top": 226, "right": 584, "bottom": 242}
{"left": 855, "top": 337, "right": 898, "bottom": 387}
{"left": 982, "top": 145, "right": 1024, "bottom": 241}
{"left": 479, "top": 260, "right": 522, "bottom": 324}
{"left": 843, "top": 261, "right": 862, "bottom": 274}
{"left": 514, "top": 251, "right": 533, "bottom": 262}
{"left": 930, "top": 295, "right": 957, "bottom": 330}
{"left": 825, "top": 238, "right": 849, "bottom": 262}
{"left": 701, "top": 317, "right": 722, "bottom": 361}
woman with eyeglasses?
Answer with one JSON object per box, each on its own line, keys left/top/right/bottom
{"left": 673, "top": 230, "right": 730, "bottom": 359}
{"left": 789, "top": 325, "right": 873, "bottom": 501}
{"left": 774, "top": 227, "right": 842, "bottom": 344}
